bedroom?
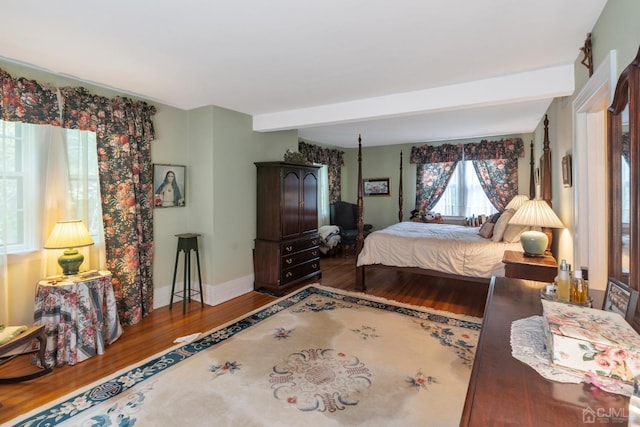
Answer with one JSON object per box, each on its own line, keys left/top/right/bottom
{"left": 1, "top": 0, "right": 640, "bottom": 422}
{"left": 0, "top": 0, "right": 636, "bottom": 341}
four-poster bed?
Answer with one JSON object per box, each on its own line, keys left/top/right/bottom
{"left": 355, "top": 120, "right": 553, "bottom": 291}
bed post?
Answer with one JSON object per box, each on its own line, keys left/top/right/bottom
{"left": 529, "top": 141, "right": 535, "bottom": 200}
{"left": 398, "top": 150, "right": 403, "bottom": 222}
{"left": 355, "top": 135, "right": 366, "bottom": 291}
{"left": 541, "top": 115, "right": 552, "bottom": 205}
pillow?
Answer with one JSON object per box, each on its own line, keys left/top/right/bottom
{"left": 478, "top": 222, "right": 495, "bottom": 239}
{"left": 489, "top": 212, "right": 502, "bottom": 223}
{"left": 491, "top": 208, "right": 515, "bottom": 242}
{"left": 502, "top": 224, "right": 529, "bottom": 243}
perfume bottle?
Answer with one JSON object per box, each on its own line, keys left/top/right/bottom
{"left": 570, "top": 269, "right": 587, "bottom": 304}
{"left": 557, "top": 259, "right": 571, "bottom": 302}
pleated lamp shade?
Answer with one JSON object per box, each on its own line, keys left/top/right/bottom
{"left": 44, "top": 220, "right": 94, "bottom": 275}
{"left": 505, "top": 194, "right": 529, "bottom": 211}
{"left": 508, "top": 200, "right": 564, "bottom": 257}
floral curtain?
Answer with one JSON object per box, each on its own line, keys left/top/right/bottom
{"left": 411, "top": 138, "right": 524, "bottom": 212}
{"left": 1, "top": 67, "right": 157, "bottom": 327}
{"left": 415, "top": 162, "right": 458, "bottom": 211}
{"left": 471, "top": 159, "right": 519, "bottom": 211}
{"left": 298, "top": 141, "right": 344, "bottom": 203}
{"left": 0, "top": 69, "right": 59, "bottom": 124}
{"left": 410, "top": 143, "right": 462, "bottom": 164}
{"left": 60, "top": 87, "right": 157, "bottom": 326}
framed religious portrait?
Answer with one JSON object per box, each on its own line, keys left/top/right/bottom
{"left": 153, "top": 164, "right": 186, "bottom": 208}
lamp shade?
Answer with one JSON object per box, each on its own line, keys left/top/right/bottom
{"left": 508, "top": 199, "right": 564, "bottom": 257}
{"left": 44, "top": 220, "right": 94, "bottom": 275}
{"left": 505, "top": 194, "right": 529, "bottom": 211}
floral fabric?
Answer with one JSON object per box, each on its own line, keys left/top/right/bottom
{"left": 472, "top": 159, "right": 519, "bottom": 211}
{"left": 413, "top": 138, "right": 524, "bottom": 212}
{"left": 415, "top": 162, "right": 458, "bottom": 211}
{"left": 61, "top": 87, "right": 157, "bottom": 326}
{"left": 410, "top": 143, "right": 462, "bottom": 164}
{"left": 1, "top": 67, "right": 157, "bottom": 327}
{"left": 299, "top": 141, "right": 344, "bottom": 203}
{"left": 33, "top": 273, "right": 123, "bottom": 367}
{"left": 463, "top": 138, "right": 524, "bottom": 160}
{"left": 0, "top": 68, "right": 60, "bottom": 125}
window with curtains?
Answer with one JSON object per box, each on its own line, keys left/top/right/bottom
{"left": 432, "top": 160, "right": 498, "bottom": 217}
{"left": 0, "top": 120, "right": 101, "bottom": 254}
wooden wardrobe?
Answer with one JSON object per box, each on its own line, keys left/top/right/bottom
{"left": 253, "top": 162, "right": 321, "bottom": 295}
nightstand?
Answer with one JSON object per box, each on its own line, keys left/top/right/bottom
{"left": 502, "top": 250, "right": 558, "bottom": 283}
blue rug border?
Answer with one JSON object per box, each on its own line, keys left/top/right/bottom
{"left": 11, "top": 285, "right": 480, "bottom": 426}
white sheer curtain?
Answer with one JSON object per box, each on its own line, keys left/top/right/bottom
{"left": 318, "top": 165, "right": 330, "bottom": 227}
{"left": 0, "top": 122, "right": 106, "bottom": 304}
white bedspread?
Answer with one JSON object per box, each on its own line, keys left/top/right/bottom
{"left": 357, "top": 221, "right": 522, "bottom": 278}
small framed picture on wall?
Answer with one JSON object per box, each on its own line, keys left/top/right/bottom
{"left": 363, "top": 178, "right": 390, "bottom": 196}
{"left": 153, "top": 164, "right": 186, "bottom": 208}
{"left": 562, "top": 155, "right": 572, "bottom": 187}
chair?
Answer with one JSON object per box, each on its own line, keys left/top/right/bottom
{"left": 0, "top": 325, "right": 52, "bottom": 384}
{"left": 330, "top": 201, "right": 372, "bottom": 254}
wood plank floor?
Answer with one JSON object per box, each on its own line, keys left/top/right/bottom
{"left": 0, "top": 255, "right": 488, "bottom": 423}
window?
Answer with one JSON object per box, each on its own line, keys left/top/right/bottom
{"left": 0, "top": 121, "right": 25, "bottom": 250}
{"left": 0, "top": 121, "right": 101, "bottom": 253}
{"left": 433, "top": 161, "right": 497, "bottom": 217}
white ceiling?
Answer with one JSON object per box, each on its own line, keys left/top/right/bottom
{"left": 0, "top": 0, "right": 608, "bottom": 148}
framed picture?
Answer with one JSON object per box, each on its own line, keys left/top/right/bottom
{"left": 562, "top": 155, "right": 572, "bottom": 187}
{"left": 153, "top": 164, "right": 186, "bottom": 208}
{"left": 363, "top": 178, "right": 390, "bottom": 196}
{"left": 603, "top": 277, "right": 639, "bottom": 322}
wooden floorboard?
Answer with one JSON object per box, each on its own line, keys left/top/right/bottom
{"left": 0, "top": 255, "right": 487, "bottom": 423}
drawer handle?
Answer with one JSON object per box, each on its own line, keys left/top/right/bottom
{"left": 285, "top": 272, "right": 293, "bottom": 278}
{"left": 285, "top": 258, "right": 293, "bottom": 265}
{"left": 311, "top": 239, "right": 318, "bottom": 245}
{"left": 285, "top": 246, "right": 293, "bottom": 252}
{"left": 312, "top": 263, "right": 318, "bottom": 269}
{"left": 311, "top": 251, "right": 318, "bottom": 257}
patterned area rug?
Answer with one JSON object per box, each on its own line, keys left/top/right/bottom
{"left": 9, "top": 284, "right": 481, "bottom": 427}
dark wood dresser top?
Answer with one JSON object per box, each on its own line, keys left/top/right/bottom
{"left": 461, "top": 277, "right": 629, "bottom": 426}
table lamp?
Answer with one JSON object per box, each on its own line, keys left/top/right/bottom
{"left": 508, "top": 199, "right": 564, "bottom": 257}
{"left": 505, "top": 194, "right": 529, "bottom": 211}
{"left": 44, "top": 220, "right": 95, "bottom": 275}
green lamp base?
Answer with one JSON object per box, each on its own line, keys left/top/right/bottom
{"left": 520, "top": 230, "right": 548, "bottom": 258}
{"left": 58, "top": 249, "right": 84, "bottom": 276}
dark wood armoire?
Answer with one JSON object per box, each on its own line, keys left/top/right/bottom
{"left": 253, "top": 162, "right": 321, "bottom": 295}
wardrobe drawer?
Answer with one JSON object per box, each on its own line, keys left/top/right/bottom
{"left": 281, "top": 259, "right": 320, "bottom": 285}
{"left": 281, "top": 235, "right": 319, "bottom": 255}
{"left": 281, "top": 246, "right": 320, "bottom": 269}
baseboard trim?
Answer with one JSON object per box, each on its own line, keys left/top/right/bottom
{"left": 153, "top": 274, "right": 255, "bottom": 309}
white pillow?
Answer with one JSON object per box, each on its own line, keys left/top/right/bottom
{"left": 492, "top": 208, "right": 515, "bottom": 242}
{"left": 503, "top": 224, "right": 529, "bottom": 243}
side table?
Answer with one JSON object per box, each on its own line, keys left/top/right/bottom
{"left": 502, "top": 250, "right": 558, "bottom": 283}
{"left": 34, "top": 271, "right": 123, "bottom": 367}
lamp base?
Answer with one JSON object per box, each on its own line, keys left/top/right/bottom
{"left": 523, "top": 251, "right": 546, "bottom": 258}
{"left": 58, "top": 249, "right": 84, "bottom": 276}
{"left": 519, "top": 230, "right": 548, "bottom": 258}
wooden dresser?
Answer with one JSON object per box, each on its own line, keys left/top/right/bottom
{"left": 253, "top": 162, "right": 321, "bottom": 295}
{"left": 461, "top": 277, "right": 629, "bottom": 426}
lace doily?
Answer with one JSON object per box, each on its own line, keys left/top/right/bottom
{"left": 510, "top": 316, "right": 633, "bottom": 396}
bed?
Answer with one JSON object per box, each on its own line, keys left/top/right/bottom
{"left": 354, "top": 120, "right": 552, "bottom": 290}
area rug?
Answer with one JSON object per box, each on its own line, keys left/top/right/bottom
{"left": 9, "top": 284, "right": 481, "bottom": 427}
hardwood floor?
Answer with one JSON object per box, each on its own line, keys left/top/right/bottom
{"left": 0, "top": 255, "right": 487, "bottom": 423}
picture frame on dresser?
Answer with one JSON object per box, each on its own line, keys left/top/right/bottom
{"left": 153, "top": 164, "right": 186, "bottom": 208}
{"left": 603, "top": 277, "right": 639, "bottom": 323}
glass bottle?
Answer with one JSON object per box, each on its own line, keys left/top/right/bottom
{"left": 557, "top": 259, "right": 571, "bottom": 302}
{"left": 570, "top": 269, "right": 587, "bottom": 304}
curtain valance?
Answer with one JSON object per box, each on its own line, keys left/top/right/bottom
{"left": 410, "top": 137, "right": 524, "bottom": 164}
{"left": 410, "top": 143, "right": 462, "bottom": 164}
{"left": 0, "top": 69, "right": 60, "bottom": 125}
{"left": 298, "top": 141, "right": 344, "bottom": 166}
